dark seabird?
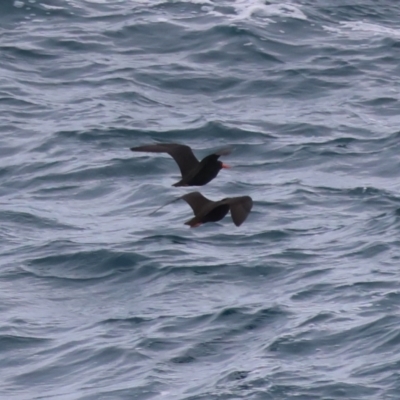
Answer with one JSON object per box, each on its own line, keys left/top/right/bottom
{"left": 182, "top": 192, "right": 253, "bottom": 227}
{"left": 152, "top": 192, "right": 253, "bottom": 228}
{"left": 130, "top": 143, "right": 231, "bottom": 186}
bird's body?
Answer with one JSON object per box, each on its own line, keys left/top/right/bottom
{"left": 181, "top": 192, "right": 253, "bottom": 228}
{"left": 130, "top": 143, "right": 230, "bottom": 186}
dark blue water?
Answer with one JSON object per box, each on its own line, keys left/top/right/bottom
{"left": 2, "top": 1, "right": 400, "bottom": 399}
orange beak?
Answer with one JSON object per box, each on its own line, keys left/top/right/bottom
{"left": 222, "top": 163, "right": 231, "bottom": 169}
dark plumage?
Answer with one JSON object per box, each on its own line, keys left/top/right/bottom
{"left": 130, "top": 143, "right": 231, "bottom": 186}
{"left": 181, "top": 192, "right": 253, "bottom": 228}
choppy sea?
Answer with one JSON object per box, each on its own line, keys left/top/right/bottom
{"left": 2, "top": 0, "right": 400, "bottom": 399}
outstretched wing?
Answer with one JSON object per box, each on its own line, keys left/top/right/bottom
{"left": 181, "top": 192, "right": 213, "bottom": 215}
{"left": 130, "top": 143, "right": 199, "bottom": 177}
{"left": 225, "top": 196, "right": 253, "bottom": 226}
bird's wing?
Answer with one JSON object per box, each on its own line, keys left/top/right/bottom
{"left": 181, "top": 192, "right": 213, "bottom": 215}
{"left": 130, "top": 143, "right": 199, "bottom": 177}
{"left": 225, "top": 196, "right": 253, "bottom": 226}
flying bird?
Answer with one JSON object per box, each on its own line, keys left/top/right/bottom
{"left": 130, "top": 143, "right": 231, "bottom": 186}
{"left": 152, "top": 192, "right": 253, "bottom": 228}
{"left": 182, "top": 192, "right": 253, "bottom": 227}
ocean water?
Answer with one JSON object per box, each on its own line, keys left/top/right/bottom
{"left": 1, "top": 0, "right": 400, "bottom": 399}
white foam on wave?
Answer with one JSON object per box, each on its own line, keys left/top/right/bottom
{"left": 79, "top": 0, "right": 307, "bottom": 21}
{"left": 29, "top": 0, "right": 308, "bottom": 30}
{"left": 13, "top": 0, "right": 25, "bottom": 8}
{"left": 229, "top": 0, "right": 307, "bottom": 21}
{"left": 189, "top": 0, "right": 307, "bottom": 23}
{"left": 39, "top": 3, "right": 65, "bottom": 10}
{"left": 35, "top": 0, "right": 307, "bottom": 25}
{"left": 323, "top": 21, "right": 400, "bottom": 40}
